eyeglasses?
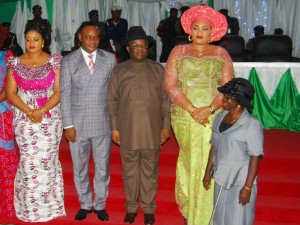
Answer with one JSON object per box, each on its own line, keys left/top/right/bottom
{"left": 128, "top": 43, "right": 148, "bottom": 49}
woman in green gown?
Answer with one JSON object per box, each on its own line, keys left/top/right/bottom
{"left": 164, "top": 5, "right": 234, "bottom": 225}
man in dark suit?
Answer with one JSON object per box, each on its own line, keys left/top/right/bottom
{"left": 105, "top": 5, "right": 128, "bottom": 62}
{"left": 219, "top": 9, "right": 240, "bottom": 35}
{"left": 157, "top": 8, "right": 178, "bottom": 62}
{"left": 60, "top": 21, "right": 117, "bottom": 221}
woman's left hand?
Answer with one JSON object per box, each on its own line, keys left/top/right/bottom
{"left": 239, "top": 187, "right": 251, "bottom": 205}
{"left": 202, "top": 173, "right": 212, "bottom": 190}
{"left": 190, "top": 106, "right": 210, "bottom": 126}
{"left": 30, "top": 109, "right": 44, "bottom": 123}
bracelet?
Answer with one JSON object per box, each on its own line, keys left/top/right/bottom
{"left": 209, "top": 105, "right": 215, "bottom": 114}
{"left": 40, "top": 107, "right": 46, "bottom": 115}
{"left": 188, "top": 105, "right": 197, "bottom": 114}
{"left": 243, "top": 185, "right": 252, "bottom": 191}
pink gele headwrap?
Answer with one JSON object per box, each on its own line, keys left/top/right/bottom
{"left": 181, "top": 5, "right": 228, "bottom": 41}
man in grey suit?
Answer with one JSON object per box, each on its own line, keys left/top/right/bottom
{"left": 60, "top": 21, "right": 117, "bottom": 221}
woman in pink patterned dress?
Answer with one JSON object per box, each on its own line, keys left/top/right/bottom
{"left": 0, "top": 49, "right": 18, "bottom": 218}
{"left": 6, "top": 24, "right": 65, "bottom": 222}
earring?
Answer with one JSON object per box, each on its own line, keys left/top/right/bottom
{"left": 188, "top": 35, "right": 192, "bottom": 42}
{"left": 42, "top": 45, "right": 44, "bottom": 48}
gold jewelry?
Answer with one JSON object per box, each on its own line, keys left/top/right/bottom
{"left": 243, "top": 185, "right": 252, "bottom": 191}
{"left": 40, "top": 107, "right": 46, "bottom": 115}
{"left": 188, "top": 35, "right": 192, "bottom": 42}
{"left": 191, "top": 45, "right": 211, "bottom": 56}
{"left": 226, "top": 113, "right": 242, "bottom": 124}
{"left": 33, "top": 62, "right": 37, "bottom": 68}
{"left": 42, "top": 45, "right": 44, "bottom": 48}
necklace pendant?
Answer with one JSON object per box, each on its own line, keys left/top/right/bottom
{"left": 33, "top": 62, "right": 37, "bottom": 68}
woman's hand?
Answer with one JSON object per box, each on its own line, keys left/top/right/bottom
{"left": 26, "top": 108, "right": 40, "bottom": 123}
{"left": 29, "top": 108, "right": 44, "bottom": 123}
{"left": 202, "top": 173, "right": 212, "bottom": 190}
{"left": 191, "top": 106, "right": 211, "bottom": 126}
{"left": 239, "top": 187, "right": 252, "bottom": 205}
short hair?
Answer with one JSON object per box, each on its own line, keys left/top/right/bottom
{"left": 24, "top": 23, "right": 46, "bottom": 40}
{"left": 254, "top": 25, "right": 264, "bottom": 32}
{"left": 274, "top": 28, "right": 283, "bottom": 35}
{"left": 32, "top": 5, "right": 42, "bottom": 11}
{"left": 219, "top": 9, "right": 229, "bottom": 14}
{"left": 78, "top": 21, "right": 100, "bottom": 34}
{"left": 88, "top": 10, "right": 98, "bottom": 16}
{"left": 170, "top": 8, "right": 178, "bottom": 13}
{"left": 1, "top": 22, "right": 11, "bottom": 28}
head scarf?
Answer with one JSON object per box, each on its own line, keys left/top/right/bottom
{"left": 181, "top": 5, "right": 227, "bottom": 41}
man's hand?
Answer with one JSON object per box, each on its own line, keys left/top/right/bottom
{"left": 112, "top": 130, "right": 120, "bottom": 145}
{"left": 161, "top": 128, "right": 170, "bottom": 144}
{"left": 64, "top": 127, "right": 77, "bottom": 142}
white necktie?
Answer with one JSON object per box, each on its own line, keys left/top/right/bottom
{"left": 88, "top": 54, "right": 94, "bottom": 74}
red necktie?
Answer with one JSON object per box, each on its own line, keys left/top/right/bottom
{"left": 88, "top": 54, "right": 94, "bottom": 74}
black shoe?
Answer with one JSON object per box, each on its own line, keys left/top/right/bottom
{"left": 124, "top": 212, "right": 137, "bottom": 224}
{"left": 94, "top": 209, "right": 109, "bottom": 221}
{"left": 144, "top": 214, "right": 155, "bottom": 225}
{"left": 75, "top": 208, "right": 92, "bottom": 221}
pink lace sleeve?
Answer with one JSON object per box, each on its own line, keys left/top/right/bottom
{"left": 212, "top": 47, "right": 235, "bottom": 108}
{"left": 164, "top": 45, "right": 194, "bottom": 111}
{"left": 5, "top": 51, "right": 16, "bottom": 71}
{"left": 51, "top": 54, "right": 62, "bottom": 71}
{"left": 219, "top": 47, "right": 234, "bottom": 85}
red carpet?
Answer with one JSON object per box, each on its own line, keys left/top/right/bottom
{"left": 1, "top": 129, "right": 299, "bottom": 225}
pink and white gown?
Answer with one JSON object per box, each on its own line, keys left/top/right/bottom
{"left": 7, "top": 54, "right": 66, "bottom": 222}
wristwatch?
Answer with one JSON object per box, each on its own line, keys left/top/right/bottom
{"left": 209, "top": 105, "right": 215, "bottom": 114}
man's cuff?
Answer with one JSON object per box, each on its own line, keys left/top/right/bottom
{"left": 64, "top": 125, "right": 74, "bottom": 129}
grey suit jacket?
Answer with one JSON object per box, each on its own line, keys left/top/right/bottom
{"left": 210, "top": 109, "right": 264, "bottom": 189}
{"left": 60, "top": 48, "right": 117, "bottom": 138}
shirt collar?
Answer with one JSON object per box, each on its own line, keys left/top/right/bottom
{"left": 81, "top": 48, "right": 97, "bottom": 62}
{"left": 110, "top": 18, "right": 121, "bottom": 25}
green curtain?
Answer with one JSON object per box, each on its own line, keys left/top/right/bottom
{"left": 0, "top": 1, "right": 18, "bottom": 23}
{"left": 249, "top": 68, "right": 300, "bottom": 132}
{"left": 0, "top": 0, "right": 53, "bottom": 24}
